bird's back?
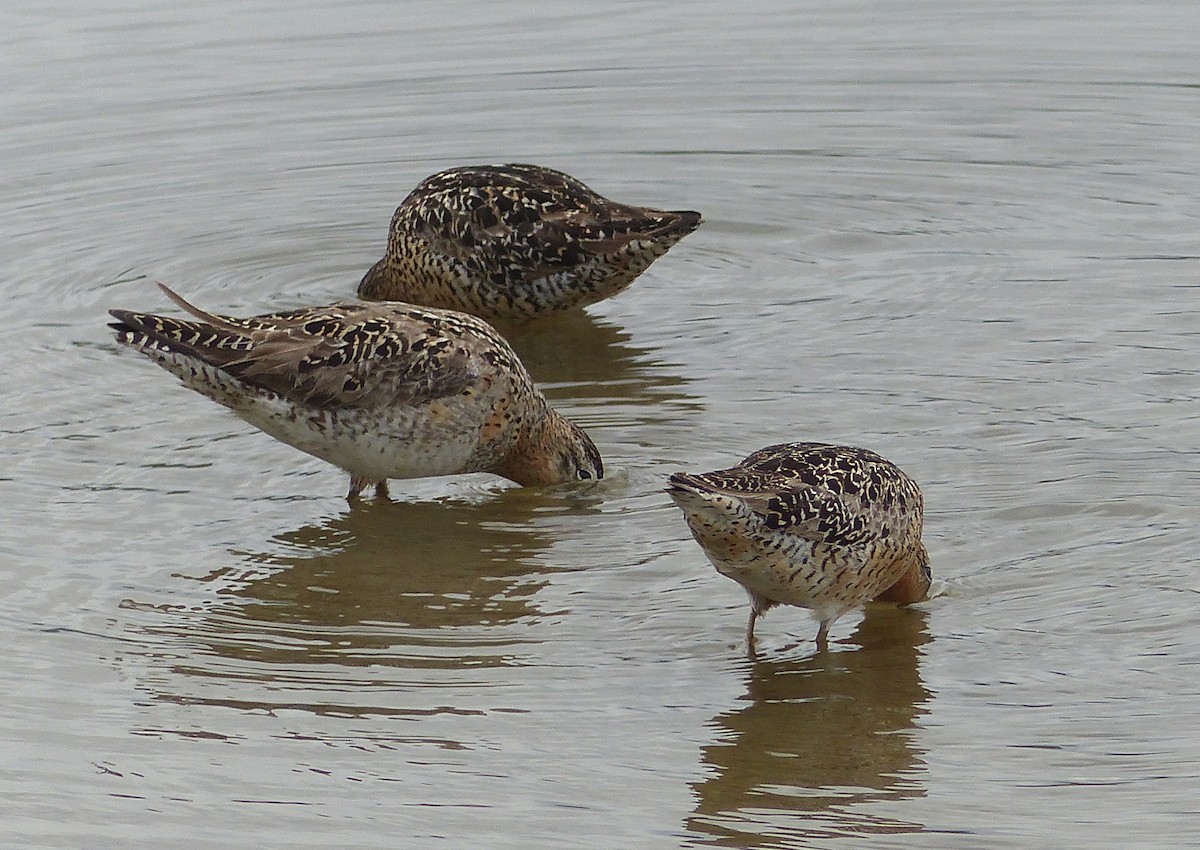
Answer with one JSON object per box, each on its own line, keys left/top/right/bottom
{"left": 359, "top": 163, "right": 702, "bottom": 318}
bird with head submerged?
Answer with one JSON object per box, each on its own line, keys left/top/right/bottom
{"left": 667, "top": 442, "right": 931, "bottom": 656}
{"left": 108, "top": 284, "right": 603, "bottom": 501}
{"left": 357, "top": 162, "right": 702, "bottom": 320}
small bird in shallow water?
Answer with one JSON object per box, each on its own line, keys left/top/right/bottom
{"left": 667, "top": 442, "right": 930, "bottom": 656}
{"left": 109, "top": 284, "right": 603, "bottom": 501}
{"left": 357, "top": 163, "right": 702, "bottom": 320}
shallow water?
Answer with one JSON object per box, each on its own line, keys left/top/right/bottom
{"left": 2, "top": 1, "right": 1199, "bottom": 847}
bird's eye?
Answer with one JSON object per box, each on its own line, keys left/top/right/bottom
{"left": 577, "top": 468, "right": 593, "bottom": 480}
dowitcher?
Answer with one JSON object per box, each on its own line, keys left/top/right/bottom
{"left": 357, "top": 163, "right": 702, "bottom": 320}
{"left": 667, "top": 442, "right": 930, "bottom": 655}
{"left": 109, "top": 284, "right": 603, "bottom": 501}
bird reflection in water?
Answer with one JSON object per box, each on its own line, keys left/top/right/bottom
{"left": 125, "top": 489, "right": 609, "bottom": 723}
{"left": 685, "top": 606, "right": 932, "bottom": 845}
{"left": 498, "top": 309, "right": 695, "bottom": 412}
{"left": 216, "top": 492, "right": 598, "bottom": 660}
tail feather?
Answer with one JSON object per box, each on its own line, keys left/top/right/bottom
{"left": 109, "top": 302, "right": 270, "bottom": 413}
{"left": 577, "top": 208, "right": 702, "bottom": 254}
{"left": 667, "top": 471, "right": 705, "bottom": 493}
{"left": 109, "top": 283, "right": 264, "bottom": 369}
{"left": 666, "top": 472, "right": 714, "bottom": 509}
{"left": 109, "top": 303, "right": 253, "bottom": 371}
{"left": 110, "top": 287, "right": 348, "bottom": 406}
{"left": 155, "top": 282, "right": 249, "bottom": 335}
{"left": 663, "top": 209, "right": 702, "bottom": 237}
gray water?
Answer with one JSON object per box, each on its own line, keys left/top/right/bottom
{"left": 2, "top": 1, "right": 1198, "bottom": 847}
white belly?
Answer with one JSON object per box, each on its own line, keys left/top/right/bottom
{"left": 142, "top": 348, "right": 511, "bottom": 481}
{"left": 235, "top": 393, "right": 488, "bottom": 480}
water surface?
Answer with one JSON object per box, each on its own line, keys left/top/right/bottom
{"left": 2, "top": 1, "right": 1199, "bottom": 847}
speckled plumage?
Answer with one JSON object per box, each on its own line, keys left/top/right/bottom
{"left": 109, "top": 284, "right": 603, "bottom": 500}
{"left": 667, "top": 442, "right": 930, "bottom": 655}
{"left": 358, "top": 163, "right": 702, "bottom": 320}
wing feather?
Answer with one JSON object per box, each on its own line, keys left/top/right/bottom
{"left": 112, "top": 290, "right": 489, "bottom": 409}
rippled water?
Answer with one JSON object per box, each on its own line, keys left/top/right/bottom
{"left": 3, "top": 1, "right": 1199, "bottom": 847}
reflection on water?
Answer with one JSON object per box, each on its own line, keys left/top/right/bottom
{"left": 687, "top": 606, "right": 930, "bottom": 845}
{"left": 6, "top": 0, "right": 1200, "bottom": 844}
{"left": 501, "top": 309, "right": 695, "bottom": 409}
{"left": 223, "top": 497, "right": 557, "bottom": 636}
{"left": 122, "top": 492, "right": 604, "bottom": 718}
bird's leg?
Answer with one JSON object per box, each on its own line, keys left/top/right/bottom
{"left": 746, "top": 594, "right": 774, "bottom": 659}
{"left": 746, "top": 608, "right": 759, "bottom": 660}
{"left": 815, "top": 620, "right": 831, "bottom": 653}
{"left": 347, "top": 475, "right": 370, "bottom": 502}
{"left": 348, "top": 476, "right": 390, "bottom": 502}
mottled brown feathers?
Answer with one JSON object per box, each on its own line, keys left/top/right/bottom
{"left": 109, "top": 285, "right": 603, "bottom": 499}
{"left": 110, "top": 284, "right": 515, "bottom": 409}
{"left": 358, "top": 163, "right": 702, "bottom": 319}
{"left": 671, "top": 443, "right": 923, "bottom": 545}
{"left": 667, "top": 442, "right": 930, "bottom": 654}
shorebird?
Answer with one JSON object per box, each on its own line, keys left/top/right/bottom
{"left": 109, "top": 284, "right": 603, "bottom": 501}
{"left": 667, "top": 442, "right": 930, "bottom": 655}
{"left": 357, "top": 163, "right": 702, "bottom": 320}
